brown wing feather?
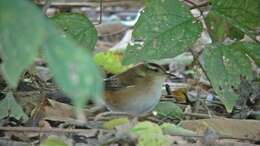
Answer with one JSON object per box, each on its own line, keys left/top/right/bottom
{"left": 104, "top": 63, "right": 145, "bottom": 90}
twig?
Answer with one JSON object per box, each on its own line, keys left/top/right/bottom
{"left": 0, "top": 126, "right": 256, "bottom": 141}
{"left": 184, "top": 0, "right": 197, "bottom": 7}
{"left": 247, "top": 34, "right": 260, "bottom": 44}
{"left": 0, "top": 126, "right": 97, "bottom": 134}
{"left": 184, "top": 112, "right": 221, "bottom": 119}
{"left": 99, "top": 0, "right": 103, "bottom": 24}
{"left": 167, "top": 132, "right": 255, "bottom": 141}
{"left": 190, "top": 1, "right": 210, "bottom": 9}
{"left": 189, "top": 48, "right": 213, "bottom": 87}
{"left": 34, "top": 1, "right": 142, "bottom": 8}
{"left": 42, "top": 0, "right": 52, "bottom": 14}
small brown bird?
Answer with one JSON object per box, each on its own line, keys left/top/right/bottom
{"left": 104, "top": 62, "right": 175, "bottom": 116}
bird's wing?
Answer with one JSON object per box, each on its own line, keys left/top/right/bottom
{"left": 104, "top": 76, "right": 131, "bottom": 90}
{"left": 104, "top": 65, "right": 146, "bottom": 90}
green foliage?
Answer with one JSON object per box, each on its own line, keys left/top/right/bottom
{"left": 205, "top": 13, "right": 244, "bottom": 42}
{"left": 0, "top": 0, "right": 102, "bottom": 110}
{"left": 203, "top": 43, "right": 254, "bottom": 112}
{"left": 103, "top": 117, "right": 129, "bottom": 129}
{"left": 0, "top": 0, "right": 47, "bottom": 87}
{"left": 0, "top": 92, "right": 28, "bottom": 120}
{"left": 239, "top": 43, "right": 260, "bottom": 65}
{"left": 131, "top": 121, "right": 171, "bottom": 146}
{"left": 202, "top": 0, "right": 260, "bottom": 112}
{"left": 41, "top": 137, "right": 67, "bottom": 146}
{"left": 123, "top": 0, "right": 202, "bottom": 64}
{"left": 160, "top": 123, "right": 196, "bottom": 136}
{"left": 43, "top": 30, "right": 102, "bottom": 108}
{"left": 95, "top": 52, "right": 132, "bottom": 74}
{"left": 206, "top": 0, "right": 260, "bottom": 40}
{"left": 155, "top": 101, "right": 184, "bottom": 119}
{"left": 52, "top": 13, "right": 97, "bottom": 51}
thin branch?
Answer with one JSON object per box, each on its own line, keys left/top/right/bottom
{"left": 189, "top": 48, "right": 213, "bottom": 85}
{"left": 34, "top": 1, "right": 142, "bottom": 8}
{"left": 0, "top": 126, "right": 97, "bottom": 134}
{"left": 184, "top": 0, "right": 197, "bottom": 7}
{"left": 42, "top": 0, "right": 52, "bottom": 14}
{"left": 99, "top": 0, "right": 103, "bottom": 24}
{"left": 184, "top": 112, "right": 221, "bottom": 119}
{"left": 0, "top": 126, "right": 256, "bottom": 141}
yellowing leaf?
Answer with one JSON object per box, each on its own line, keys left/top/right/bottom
{"left": 131, "top": 121, "right": 171, "bottom": 146}
{"left": 160, "top": 123, "right": 196, "bottom": 136}
{"left": 95, "top": 52, "right": 132, "bottom": 74}
{"left": 103, "top": 117, "right": 129, "bottom": 129}
{"left": 41, "top": 137, "right": 67, "bottom": 146}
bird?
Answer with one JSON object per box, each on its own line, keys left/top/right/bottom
{"left": 103, "top": 62, "right": 175, "bottom": 116}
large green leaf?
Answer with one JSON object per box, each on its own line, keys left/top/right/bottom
{"left": 0, "top": 0, "right": 47, "bottom": 87}
{"left": 52, "top": 13, "right": 97, "bottom": 51}
{"left": 43, "top": 31, "right": 103, "bottom": 108}
{"left": 205, "top": 12, "right": 244, "bottom": 42}
{"left": 131, "top": 121, "right": 171, "bottom": 146}
{"left": 239, "top": 43, "right": 260, "bottom": 66}
{"left": 203, "top": 43, "right": 254, "bottom": 112}
{"left": 123, "top": 0, "right": 202, "bottom": 64}
{"left": 206, "top": 0, "right": 260, "bottom": 39}
{"left": 155, "top": 101, "right": 184, "bottom": 119}
{"left": 0, "top": 0, "right": 102, "bottom": 111}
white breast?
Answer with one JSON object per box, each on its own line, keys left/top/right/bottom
{"left": 124, "top": 76, "right": 165, "bottom": 115}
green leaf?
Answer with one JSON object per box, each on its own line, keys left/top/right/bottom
{"left": 52, "top": 13, "right": 97, "bottom": 51}
{"left": 0, "top": 92, "right": 28, "bottom": 120}
{"left": 203, "top": 43, "right": 253, "bottom": 112}
{"left": 0, "top": 0, "right": 102, "bottom": 112}
{"left": 43, "top": 32, "right": 103, "bottom": 108}
{"left": 123, "top": 0, "right": 202, "bottom": 64}
{"left": 205, "top": 12, "right": 244, "bottom": 42}
{"left": 131, "top": 121, "right": 171, "bottom": 146}
{"left": 0, "top": 0, "right": 47, "bottom": 87}
{"left": 239, "top": 43, "right": 260, "bottom": 66}
{"left": 207, "top": 0, "right": 260, "bottom": 38}
{"left": 155, "top": 101, "right": 184, "bottom": 119}
{"left": 103, "top": 117, "right": 129, "bottom": 129}
{"left": 41, "top": 137, "right": 67, "bottom": 146}
{"left": 95, "top": 52, "right": 132, "bottom": 74}
{"left": 160, "top": 123, "right": 196, "bottom": 136}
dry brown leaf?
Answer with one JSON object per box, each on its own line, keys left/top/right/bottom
{"left": 180, "top": 118, "right": 260, "bottom": 141}
{"left": 43, "top": 99, "right": 76, "bottom": 122}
